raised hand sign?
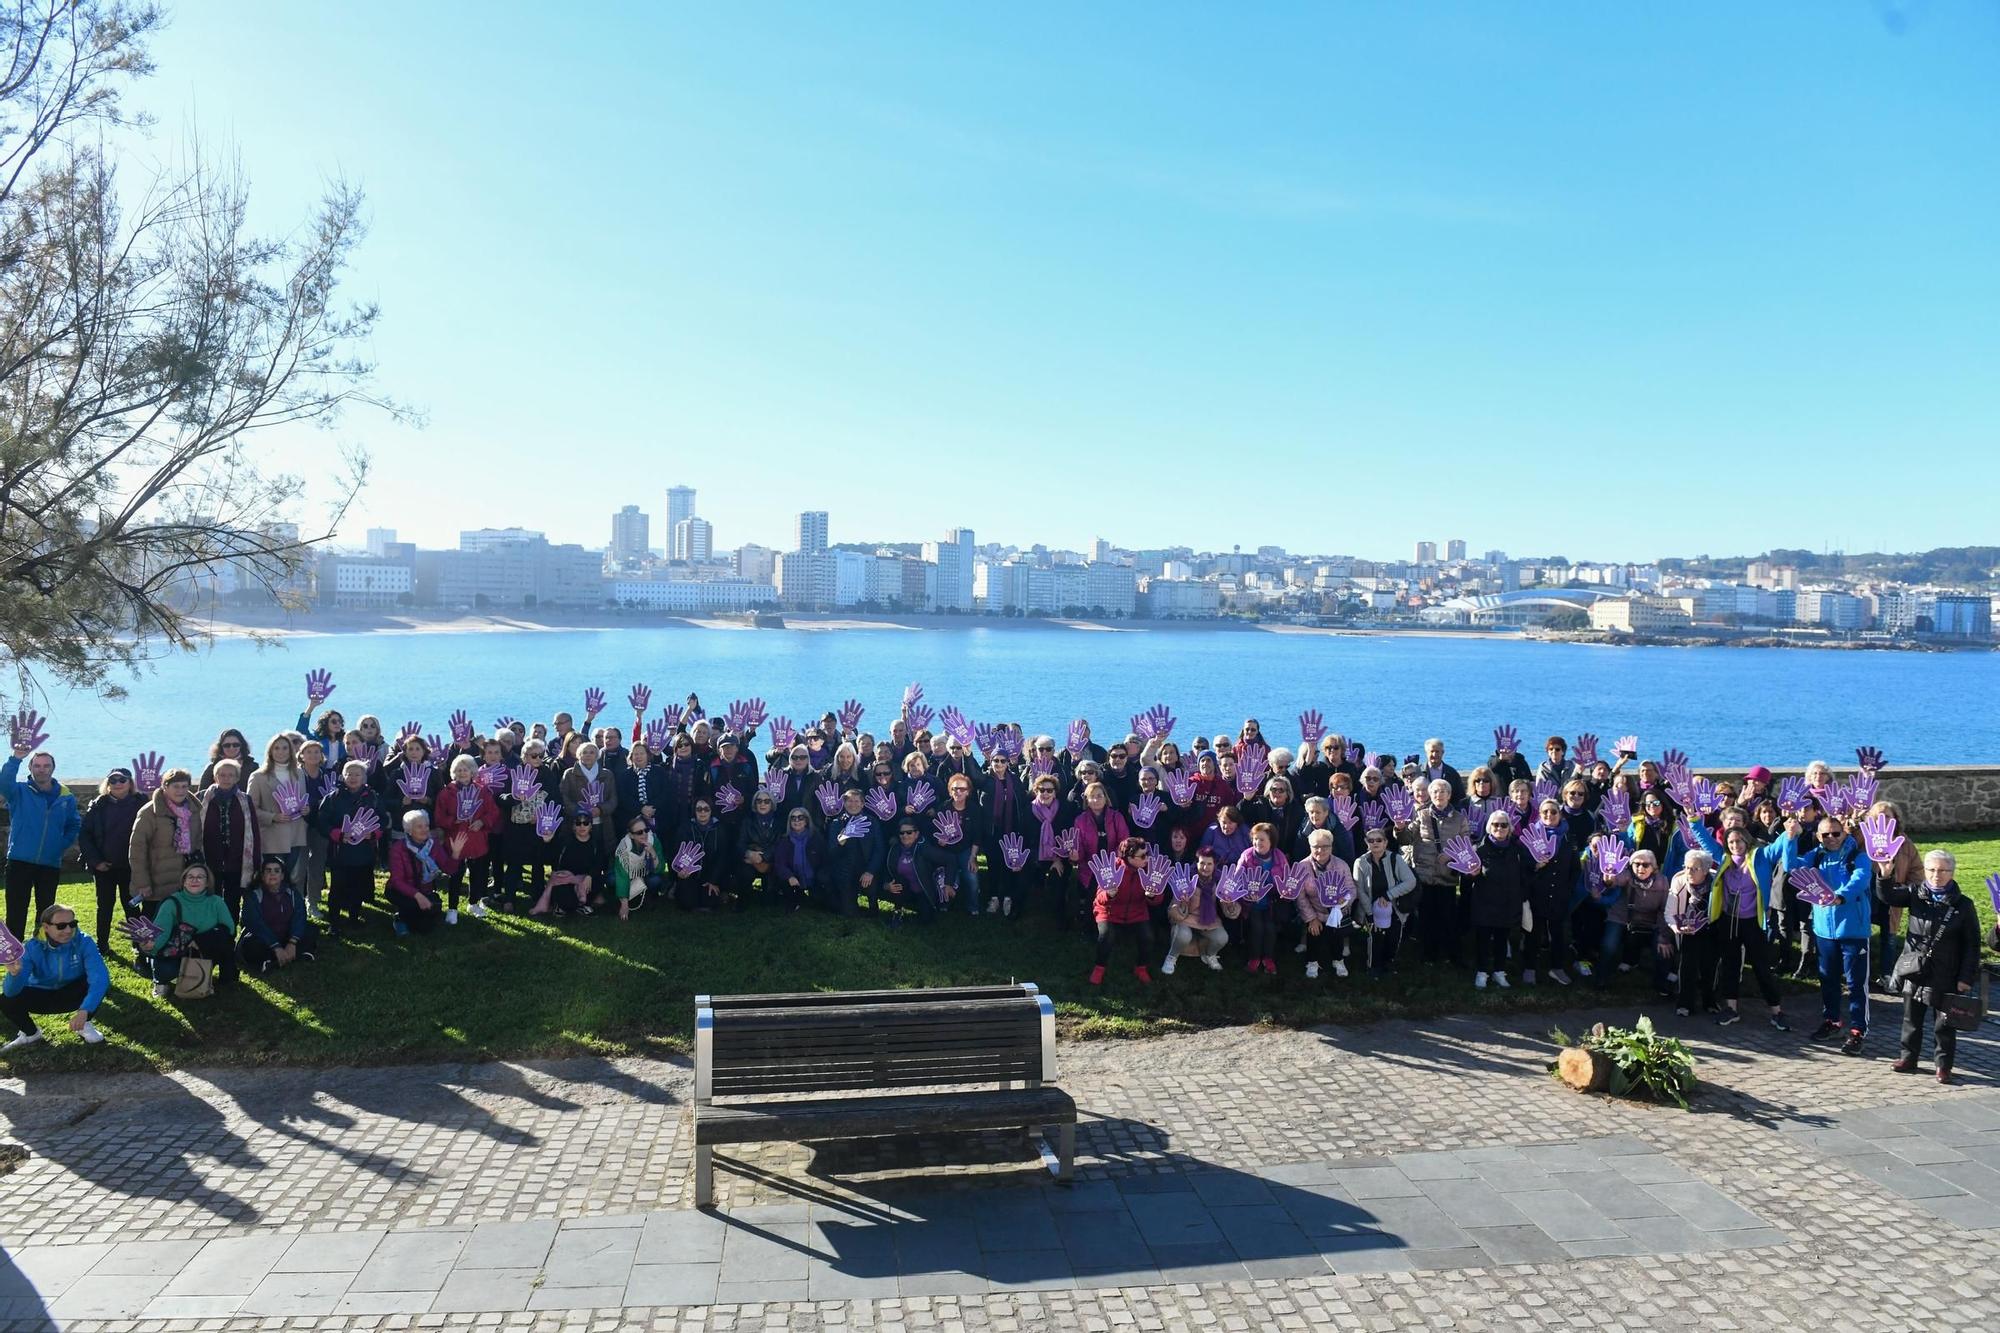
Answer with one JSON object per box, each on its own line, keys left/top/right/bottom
{"left": 837, "top": 698, "right": 865, "bottom": 732}
{"left": 938, "top": 705, "right": 974, "bottom": 747}
{"left": 1332, "top": 793, "right": 1358, "bottom": 830}
{"left": 1520, "top": 822, "right": 1558, "bottom": 866}
{"left": 761, "top": 768, "right": 789, "bottom": 801}
{"left": 582, "top": 687, "right": 607, "bottom": 718}
{"left": 9, "top": 708, "right": 50, "bottom": 753}
{"left": 511, "top": 769, "right": 543, "bottom": 802}
{"left": 1614, "top": 735, "right": 1639, "bottom": 759}
{"left": 1492, "top": 724, "right": 1520, "bottom": 756}
{"left": 864, "top": 787, "right": 898, "bottom": 821}
{"left": 643, "top": 716, "right": 671, "bottom": 751}
{"left": 1662, "top": 748, "right": 1691, "bottom": 784}
{"left": 1854, "top": 745, "right": 1886, "bottom": 774}
{"left": 973, "top": 723, "right": 1000, "bottom": 759}
{"left": 1381, "top": 786, "right": 1415, "bottom": 825}
{"left": 816, "top": 781, "right": 842, "bottom": 817}
{"left": 731, "top": 697, "right": 768, "bottom": 732}
{"left": 671, "top": 841, "right": 705, "bottom": 876}
{"left": 660, "top": 703, "right": 686, "bottom": 733}
{"left": 768, "top": 716, "right": 796, "bottom": 752}
{"left": 1688, "top": 776, "right": 1720, "bottom": 815}
{"left": 1344, "top": 743, "right": 1364, "bottom": 768}
{"left": 1000, "top": 832, "right": 1030, "bottom": 872}
{"left": 1533, "top": 779, "right": 1559, "bottom": 807}
{"left": 449, "top": 709, "right": 473, "bottom": 745}
{"left": 532, "top": 798, "right": 564, "bottom": 838}
{"left": 901, "top": 681, "right": 925, "bottom": 711}
{"left": 1777, "top": 775, "right": 1809, "bottom": 815}
{"left": 906, "top": 780, "right": 937, "bottom": 813}
{"left": 932, "top": 810, "right": 963, "bottom": 846}
{"left": 1790, "top": 867, "right": 1838, "bottom": 908}
{"left": 1066, "top": 720, "right": 1090, "bottom": 759}
{"left": 1164, "top": 769, "right": 1195, "bottom": 807}
{"left": 1573, "top": 733, "right": 1599, "bottom": 767}
{"left": 905, "top": 702, "right": 934, "bottom": 734}
{"left": 1859, "top": 812, "right": 1905, "bottom": 864}
{"left": 1594, "top": 838, "right": 1631, "bottom": 880}
{"left": 495, "top": 715, "right": 520, "bottom": 733}
{"left": 1087, "top": 849, "right": 1122, "bottom": 889}
{"left": 305, "top": 668, "right": 336, "bottom": 703}
{"left": 1130, "top": 793, "right": 1162, "bottom": 830}
{"left": 714, "top": 785, "right": 743, "bottom": 815}
{"left": 1600, "top": 788, "right": 1631, "bottom": 832}
{"left": 1442, "top": 836, "right": 1482, "bottom": 876}
{"left": 628, "top": 683, "right": 652, "bottom": 714}
{"left": 132, "top": 751, "right": 165, "bottom": 795}
{"left": 1299, "top": 709, "right": 1325, "bottom": 747}
{"left": 1850, "top": 771, "right": 1878, "bottom": 814}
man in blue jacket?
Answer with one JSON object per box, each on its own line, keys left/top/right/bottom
{"left": 3, "top": 742, "right": 82, "bottom": 940}
{"left": 2, "top": 904, "right": 110, "bottom": 1051}
{"left": 1802, "top": 818, "right": 1875, "bottom": 1055}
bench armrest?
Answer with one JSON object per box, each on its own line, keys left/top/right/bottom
{"left": 696, "top": 1003, "right": 713, "bottom": 1104}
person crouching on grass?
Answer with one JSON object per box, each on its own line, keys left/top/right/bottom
{"left": 1090, "top": 838, "right": 1161, "bottom": 986}
{"left": 239, "top": 855, "right": 318, "bottom": 975}
{"left": 385, "top": 811, "right": 453, "bottom": 936}
{"left": 2, "top": 905, "right": 110, "bottom": 1052}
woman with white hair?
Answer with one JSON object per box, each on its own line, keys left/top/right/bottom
{"left": 1666, "top": 849, "right": 1719, "bottom": 1016}
{"left": 385, "top": 810, "right": 454, "bottom": 936}
{"left": 1879, "top": 849, "right": 1982, "bottom": 1083}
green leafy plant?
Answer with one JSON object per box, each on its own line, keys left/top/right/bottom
{"left": 1551, "top": 1017, "right": 1699, "bottom": 1108}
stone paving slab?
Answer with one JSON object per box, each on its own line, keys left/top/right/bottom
{"left": 1783, "top": 1089, "right": 2000, "bottom": 1229}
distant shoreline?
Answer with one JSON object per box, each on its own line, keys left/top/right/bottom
{"left": 162, "top": 608, "right": 1991, "bottom": 651}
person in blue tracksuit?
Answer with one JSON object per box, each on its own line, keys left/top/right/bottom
{"left": 2, "top": 904, "right": 110, "bottom": 1052}
{"left": 1797, "top": 817, "right": 1875, "bottom": 1054}
{"left": 2, "top": 746, "right": 82, "bottom": 941}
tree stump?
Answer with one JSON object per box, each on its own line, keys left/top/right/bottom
{"left": 1557, "top": 1046, "right": 1612, "bottom": 1094}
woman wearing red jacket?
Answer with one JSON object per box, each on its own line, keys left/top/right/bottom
{"left": 1070, "top": 783, "right": 1132, "bottom": 895}
{"left": 434, "top": 755, "right": 499, "bottom": 924}
{"left": 1089, "top": 838, "right": 1161, "bottom": 987}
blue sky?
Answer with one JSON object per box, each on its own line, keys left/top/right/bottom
{"left": 126, "top": 2, "right": 1999, "bottom": 563}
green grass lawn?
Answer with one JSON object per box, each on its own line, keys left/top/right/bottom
{"left": 8, "top": 832, "right": 1997, "bottom": 1073}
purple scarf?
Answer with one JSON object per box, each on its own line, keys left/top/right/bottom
{"left": 1031, "top": 797, "right": 1059, "bottom": 861}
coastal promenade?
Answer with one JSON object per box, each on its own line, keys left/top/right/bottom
{"left": 2, "top": 1008, "right": 1996, "bottom": 1331}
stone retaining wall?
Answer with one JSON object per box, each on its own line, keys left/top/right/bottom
{"left": 7, "top": 766, "right": 2000, "bottom": 867}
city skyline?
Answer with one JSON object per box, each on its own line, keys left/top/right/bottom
{"left": 124, "top": 3, "right": 2000, "bottom": 561}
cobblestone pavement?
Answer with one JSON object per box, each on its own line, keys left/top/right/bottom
{"left": 1, "top": 1002, "right": 1996, "bottom": 1331}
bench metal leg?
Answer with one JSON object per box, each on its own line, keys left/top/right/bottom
{"left": 1038, "top": 1123, "right": 1074, "bottom": 1182}
{"left": 695, "top": 1144, "right": 715, "bottom": 1209}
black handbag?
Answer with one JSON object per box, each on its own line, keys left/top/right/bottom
{"left": 1939, "top": 990, "right": 1983, "bottom": 1032}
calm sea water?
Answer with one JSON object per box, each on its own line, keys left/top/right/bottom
{"left": 27, "top": 625, "right": 2000, "bottom": 776}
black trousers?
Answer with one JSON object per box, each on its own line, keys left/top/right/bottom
{"left": 1094, "top": 919, "right": 1154, "bottom": 967}
{"left": 446, "top": 854, "right": 492, "bottom": 909}
{"left": 1714, "top": 914, "right": 1782, "bottom": 1008}
{"left": 328, "top": 863, "right": 375, "bottom": 925}
{"left": 93, "top": 868, "right": 134, "bottom": 951}
{"left": 4, "top": 860, "right": 61, "bottom": 941}
{"left": 1675, "top": 930, "right": 1715, "bottom": 1010}
{"left": 1417, "top": 881, "right": 1459, "bottom": 962}
{"left": 0, "top": 977, "right": 90, "bottom": 1035}
{"left": 154, "top": 927, "right": 238, "bottom": 987}
{"left": 1899, "top": 996, "right": 1960, "bottom": 1066}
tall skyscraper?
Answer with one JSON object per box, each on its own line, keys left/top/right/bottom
{"left": 365, "top": 527, "right": 397, "bottom": 557}
{"left": 610, "top": 505, "right": 649, "bottom": 563}
{"left": 925, "top": 527, "right": 976, "bottom": 611}
{"left": 796, "top": 510, "right": 829, "bottom": 555}
{"left": 1414, "top": 541, "right": 1437, "bottom": 565}
{"left": 1446, "top": 539, "right": 1467, "bottom": 562}
{"left": 675, "top": 516, "right": 713, "bottom": 562}
{"left": 666, "top": 485, "right": 696, "bottom": 559}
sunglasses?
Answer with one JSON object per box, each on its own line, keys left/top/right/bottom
{"left": 48, "top": 920, "right": 76, "bottom": 931}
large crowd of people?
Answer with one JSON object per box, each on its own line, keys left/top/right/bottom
{"left": 1, "top": 681, "right": 1994, "bottom": 1081}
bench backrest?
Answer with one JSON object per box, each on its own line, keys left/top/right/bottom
{"left": 695, "top": 988, "right": 1056, "bottom": 1103}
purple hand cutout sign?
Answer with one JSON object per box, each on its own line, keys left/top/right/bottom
{"left": 1066, "top": 720, "right": 1089, "bottom": 759}
{"left": 837, "top": 698, "right": 865, "bottom": 732}
{"left": 449, "top": 710, "right": 473, "bottom": 744}
{"left": 1533, "top": 779, "right": 1558, "bottom": 806}
{"left": 1776, "top": 776, "right": 1809, "bottom": 815}
{"left": 1087, "top": 849, "right": 1122, "bottom": 889}
{"left": 1573, "top": 733, "right": 1599, "bottom": 767}
{"left": 1442, "top": 836, "right": 1482, "bottom": 876}
{"left": 973, "top": 723, "right": 1000, "bottom": 758}
{"left": 1167, "top": 864, "right": 1198, "bottom": 903}
{"left": 1600, "top": 788, "right": 1631, "bottom": 832}
{"left": 1855, "top": 745, "right": 1886, "bottom": 774}
{"left": 477, "top": 763, "right": 509, "bottom": 792}
{"left": 532, "top": 799, "right": 564, "bottom": 838}
{"left": 865, "top": 787, "right": 898, "bottom": 821}
{"left": 1000, "top": 832, "right": 1030, "bottom": 871}
{"left": 1381, "top": 787, "right": 1415, "bottom": 825}
{"left": 628, "top": 683, "right": 652, "bottom": 714}
{"left": 906, "top": 780, "right": 936, "bottom": 813}
{"left": 715, "top": 786, "right": 743, "bottom": 815}
{"left": 843, "top": 814, "right": 874, "bottom": 842}
{"left": 305, "top": 668, "right": 336, "bottom": 703}
{"left": 902, "top": 681, "right": 924, "bottom": 710}
{"left": 731, "top": 697, "right": 768, "bottom": 731}
{"left": 1492, "top": 724, "right": 1519, "bottom": 756}
{"left": 660, "top": 703, "right": 685, "bottom": 733}
{"left": 1614, "top": 735, "right": 1639, "bottom": 759}
{"left": 1298, "top": 709, "right": 1325, "bottom": 746}
{"left": 9, "top": 708, "right": 50, "bottom": 752}
{"left": 1054, "top": 829, "right": 1078, "bottom": 860}
{"left": 1164, "top": 769, "right": 1195, "bottom": 806}
{"left": 1859, "top": 812, "right": 1904, "bottom": 864}
{"left": 768, "top": 716, "right": 795, "bottom": 751}
{"left": 1214, "top": 867, "right": 1249, "bottom": 904}
{"left": 1240, "top": 868, "right": 1272, "bottom": 904}
{"left": 671, "top": 841, "right": 704, "bottom": 877}
{"left": 1520, "top": 822, "right": 1558, "bottom": 866}
{"left": 1345, "top": 743, "right": 1364, "bottom": 768}
{"left": 273, "top": 779, "right": 308, "bottom": 819}
{"left": 905, "top": 703, "right": 934, "bottom": 734}
{"left": 118, "top": 915, "right": 161, "bottom": 954}
{"left": 1594, "top": 839, "right": 1631, "bottom": 880}
{"left": 761, "top": 768, "right": 788, "bottom": 801}
{"left": 932, "top": 810, "right": 962, "bottom": 845}
{"left": 1790, "top": 867, "right": 1838, "bottom": 907}
{"left": 1130, "top": 793, "right": 1162, "bottom": 829}
{"left": 132, "top": 751, "right": 165, "bottom": 795}
{"left": 397, "top": 765, "right": 432, "bottom": 800}
{"left": 1332, "top": 793, "right": 1358, "bottom": 830}
{"left": 341, "top": 808, "right": 383, "bottom": 844}
{"left": 511, "top": 768, "right": 543, "bottom": 801}
{"left": 425, "top": 735, "right": 447, "bottom": 762}
{"left": 1672, "top": 910, "right": 1709, "bottom": 936}
{"left": 816, "top": 781, "right": 842, "bottom": 816}
{"left": 641, "top": 717, "right": 669, "bottom": 751}
{"left": 1850, "top": 771, "right": 1878, "bottom": 814}
{"left": 582, "top": 687, "right": 607, "bottom": 717}
{"left": 495, "top": 715, "right": 520, "bottom": 733}
{"left": 1986, "top": 872, "right": 2000, "bottom": 917}
{"left": 938, "top": 706, "right": 973, "bottom": 746}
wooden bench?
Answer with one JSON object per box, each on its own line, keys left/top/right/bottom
{"left": 692, "top": 983, "right": 1074, "bottom": 1207}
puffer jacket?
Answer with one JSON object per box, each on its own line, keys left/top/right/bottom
{"left": 0, "top": 756, "right": 80, "bottom": 868}
{"left": 128, "top": 792, "right": 200, "bottom": 903}
{"left": 1405, "top": 805, "right": 1469, "bottom": 887}
{"left": 1877, "top": 879, "right": 1982, "bottom": 1008}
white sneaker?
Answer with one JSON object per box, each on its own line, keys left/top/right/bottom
{"left": 470, "top": 900, "right": 489, "bottom": 919}
{"left": 151, "top": 982, "right": 169, "bottom": 999}
{"left": 1333, "top": 960, "right": 1348, "bottom": 978}
{"left": 1201, "top": 954, "right": 1223, "bottom": 971}
{"left": 1305, "top": 962, "right": 1320, "bottom": 979}
{"left": 1549, "top": 968, "right": 1572, "bottom": 987}
{"left": 1001, "top": 897, "right": 1012, "bottom": 916}
{"left": 79, "top": 1022, "right": 104, "bottom": 1045}
{"left": 1161, "top": 955, "right": 1177, "bottom": 976}
{"left": 1493, "top": 972, "right": 1510, "bottom": 989}
{"left": 1522, "top": 969, "right": 1537, "bottom": 985}
{"left": 986, "top": 899, "right": 1000, "bottom": 915}
{"left": 1617, "top": 962, "right": 1633, "bottom": 974}
{"left": 1666, "top": 971, "right": 1679, "bottom": 985}
{"left": 446, "top": 909, "right": 459, "bottom": 925}
{"left": 1294, "top": 938, "right": 1308, "bottom": 954}
{"left": 1, "top": 1030, "right": 42, "bottom": 1053}
{"left": 1474, "top": 972, "right": 1488, "bottom": 989}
